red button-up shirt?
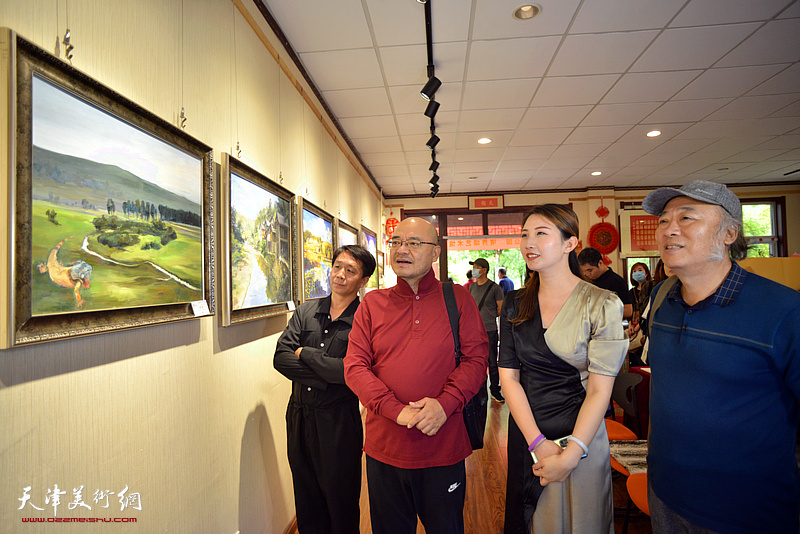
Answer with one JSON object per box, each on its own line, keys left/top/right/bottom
{"left": 345, "top": 269, "right": 489, "bottom": 469}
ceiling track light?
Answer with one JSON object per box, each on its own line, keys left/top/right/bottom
{"left": 429, "top": 174, "right": 439, "bottom": 186}
{"left": 430, "top": 183, "right": 440, "bottom": 198}
{"left": 426, "top": 134, "right": 440, "bottom": 149}
{"left": 424, "top": 99, "right": 440, "bottom": 118}
{"left": 429, "top": 159, "right": 439, "bottom": 172}
{"left": 420, "top": 76, "right": 441, "bottom": 101}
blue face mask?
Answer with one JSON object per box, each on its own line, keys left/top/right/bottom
{"left": 472, "top": 268, "right": 481, "bottom": 279}
{"left": 632, "top": 270, "right": 647, "bottom": 283}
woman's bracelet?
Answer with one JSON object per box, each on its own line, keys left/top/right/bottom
{"left": 567, "top": 435, "right": 589, "bottom": 458}
{"left": 528, "top": 434, "right": 546, "bottom": 452}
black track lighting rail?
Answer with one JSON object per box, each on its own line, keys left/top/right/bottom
{"left": 421, "top": 0, "right": 440, "bottom": 197}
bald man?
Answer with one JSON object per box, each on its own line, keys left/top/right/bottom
{"left": 345, "top": 217, "right": 489, "bottom": 534}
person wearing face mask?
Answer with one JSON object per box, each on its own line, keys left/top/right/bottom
{"left": 469, "top": 258, "right": 506, "bottom": 403}
{"left": 629, "top": 262, "right": 654, "bottom": 315}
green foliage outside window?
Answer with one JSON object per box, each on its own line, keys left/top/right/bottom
{"left": 447, "top": 247, "right": 528, "bottom": 288}
{"left": 742, "top": 203, "right": 774, "bottom": 258}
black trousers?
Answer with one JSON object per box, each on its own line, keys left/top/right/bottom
{"left": 286, "top": 400, "right": 362, "bottom": 534}
{"left": 503, "top": 414, "right": 527, "bottom": 534}
{"left": 366, "top": 455, "right": 466, "bottom": 534}
{"left": 487, "top": 329, "right": 500, "bottom": 393}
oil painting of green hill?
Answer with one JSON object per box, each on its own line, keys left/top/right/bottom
{"left": 30, "top": 75, "right": 204, "bottom": 315}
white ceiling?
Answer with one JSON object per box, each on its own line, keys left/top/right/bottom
{"left": 259, "top": 0, "right": 800, "bottom": 197}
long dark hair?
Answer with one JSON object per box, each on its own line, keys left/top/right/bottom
{"left": 511, "top": 204, "right": 581, "bottom": 325}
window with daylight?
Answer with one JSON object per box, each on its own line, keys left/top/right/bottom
{"left": 742, "top": 199, "right": 785, "bottom": 257}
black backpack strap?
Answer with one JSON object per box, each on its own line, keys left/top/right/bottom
{"left": 476, "top": 280, "right": 495, "bottom": 311}
{"left": 443, "top": 282, "right": 461, "bottom": 365}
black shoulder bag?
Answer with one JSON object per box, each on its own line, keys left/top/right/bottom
{"left": 443, "top": 282, "right": 489, "bottom": 450}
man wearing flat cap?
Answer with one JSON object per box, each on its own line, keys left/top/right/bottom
{"left": 642, "top": 180, "right": 800, "bottom": 534}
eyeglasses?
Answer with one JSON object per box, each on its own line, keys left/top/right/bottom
{"left": 387, "top": 238, "right": 438, "bottom": 250}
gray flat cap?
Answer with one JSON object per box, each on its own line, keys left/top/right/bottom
{"left": 642, "top": 180, "right": 742, "bottom": 222}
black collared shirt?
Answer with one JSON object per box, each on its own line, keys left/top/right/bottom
{"left": 594, "top": 267, "right": 634, "bottom": 305}
{"left": 274, "top": 295, "right": 360, "bottom": 408}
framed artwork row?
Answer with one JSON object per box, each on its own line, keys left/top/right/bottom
{"left": 1, "top": 29, "right": 382, "bottom": 346}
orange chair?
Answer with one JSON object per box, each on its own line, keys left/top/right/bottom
{"left": 606, "top": 418, "right": 638, "bottom": 441}
{"left": 609, "top": 455, "right": 630, "bottom": 477}
{"left": 627, "top": 473, "right": 649, "bottom": 515}
{"left": 622, "top": 473, "right": 650, "bottom": 534}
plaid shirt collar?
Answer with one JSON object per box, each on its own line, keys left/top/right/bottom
{"left": 667, "top": 261, "right": 747, "bottom": 310}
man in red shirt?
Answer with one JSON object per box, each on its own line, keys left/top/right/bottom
{"left": 345, "top": 217, "right": 488, "bottom": 534}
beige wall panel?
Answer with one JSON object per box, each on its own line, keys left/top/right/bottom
{"left": 337, "top": 153, "right": 358, "bottom": 226}
{"left": 0, "top": 0, "right": 59, "bottom": 53}
{"left": 302, "top": 106, "right": 325, "bottom": 209}
{"left": 316, "top": 129, "right": 340, "bottom": 216}
{"left": 67, "top": 0, "right": 181, "bottom": 127}
{"left": 181, "top": 0, "right": 237, "bottom": 151}
{"left": 0, "top": 30, "right": 10, "bottom": 343}
{"left": 233, "top": 8, "right": 281, "bottom": 178}
{"left": 360, "top": 181, "right": 380, "bottom": 237}
{"left": 279, "top": 75, "right": 304, "bottom": 195}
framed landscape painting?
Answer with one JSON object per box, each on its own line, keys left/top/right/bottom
{"left": 336, "top": 219, "right": 358, "bottom": 248}
{"left": 220, "top": 154, "right": 294, "bottom": 326}
{"left": 2, "top": 30, "right": 214, "bottom": 347}
{"left": 360, "top": 226, "right": 379, "bottom": 292}
{"left": 376, "top": 251, "right": 385, "bottom": 288}
{"left": 297, "top": 198, "right": 333, "bottom": 302}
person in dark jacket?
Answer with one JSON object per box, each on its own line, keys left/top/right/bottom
{"left": 274, "top": 245, "right": 375, "bottom": 534}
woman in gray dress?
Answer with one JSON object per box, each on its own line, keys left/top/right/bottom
{"left": 498, "top": 204, "right": 629, "bottom": 533}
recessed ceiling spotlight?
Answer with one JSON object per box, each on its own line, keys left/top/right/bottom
{"left": 646, "top": 130, "right": 662, "bottom": 138}
{"left": 591, "top": 171, "right": 602, "bottom": 176}
{"left": 477, "top": 137, "right": 492, "bottom": 145}
{"left": 468, "top": 176, "right": 478, "bottom": 180}
{"left": 717, "top": 167, "right": 730, "bottom": 171}
{"left": 513, "top": 4, "right": 542, "bottom": 20}
{"left": 458, "top": 217, "right": 464, "bottom": 221}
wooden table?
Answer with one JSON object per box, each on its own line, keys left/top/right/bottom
{"left": 609, "top": 440, "right": 648, "bottom": 474}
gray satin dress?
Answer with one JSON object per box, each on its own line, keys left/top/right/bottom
{"left": 499, "top": 281, "right": 629, "bottom": 534}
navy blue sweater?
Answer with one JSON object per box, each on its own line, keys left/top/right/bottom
{"left": 647, "top": 263, "right": 800, "bottom": 533}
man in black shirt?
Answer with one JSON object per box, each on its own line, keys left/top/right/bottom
{"left": 578, "top": 247, "right": 633, "bottom": 319}
{"left": 274, "top": 245, "right": 376, "bottom": 534}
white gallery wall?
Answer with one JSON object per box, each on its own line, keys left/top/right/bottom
{"left": 0, "top": 1, "right": 381, "bottom": 533}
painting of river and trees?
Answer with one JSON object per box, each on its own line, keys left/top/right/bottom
{"left": 228, "top": 172, "right": 292, "bottom": 311}
{"left": 29, "top": 75, "right": 205, "bottom": 316}
{"left": 302, "top": 205, "right": 333, "bottom": 300}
